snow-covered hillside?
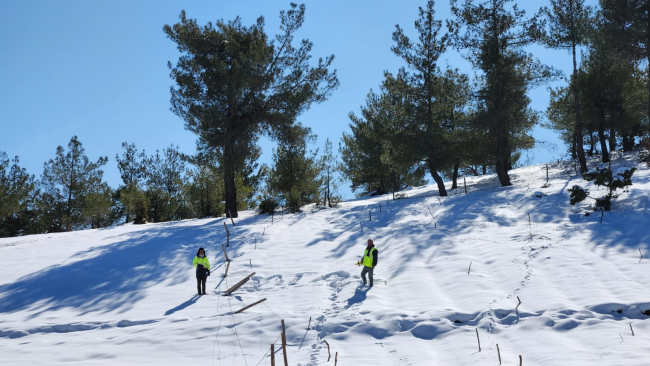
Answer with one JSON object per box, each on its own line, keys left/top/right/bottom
{"left": 2, "top": 152, "right": 650, "bottom": 366}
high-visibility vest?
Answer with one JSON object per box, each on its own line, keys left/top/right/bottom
{"left": 363, "top": 247, "right": 377, "bottom": 268}
{"left": 193, "top": 256, "right": 211, "bottom": 270}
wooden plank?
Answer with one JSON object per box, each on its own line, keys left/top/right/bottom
{"left": 234, "top": 298, "right": 267, "bottom": 314}
{"left": 224, "top": 272, "right": 256, "bottom": 296}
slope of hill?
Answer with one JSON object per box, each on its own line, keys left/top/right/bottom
{"left": 1, "top": 152, "right": 650, "bottom": 365}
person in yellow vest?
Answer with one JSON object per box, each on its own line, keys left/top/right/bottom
{"left": 360, "top": 239, "right": 378, "bottom": 287}
{"left": 193, "top": 247, "right": 211, "bottom": 295}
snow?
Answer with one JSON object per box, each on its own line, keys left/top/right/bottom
{"left": 2, "top": 151, "right": 650, "bottom": 365}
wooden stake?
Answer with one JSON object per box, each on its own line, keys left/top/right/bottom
{"left": 250, "top": 259, "right": 252, "bottom": 268}
{"left": 228, "top": 210, "right": 235, "bottom": 226}
{"left": 519, "top": 355, "right": 522, "bottom": 366}
{"left": 255, "top": 237, "right": 257, "bottom": 249}
{"left": 271, "top": 344, "right": 275, "bottom": 366}
{"left": 224, "top": 261, "right": 230, "bottom": 277}
{"left": 223, "top": 221, "right": 229, "bottom": 235}
{"left": 640, "top": 248, "right": 643, "bottom": 261}
{"left": 323, "top": 340, "right": 331, "bottom": 362}
{"left": 600, "top": 211, "right": 604, "bottom": 223}
{"left": 475, "top": 328, "right": 481, "bottom": 352}
{"left": 222, "top": 244, "right": 230, "bottom": 262}
{"left": 281, "top": 320, "right": 289, "bottom": 366}
{"left": 630, "top": 323, "right": 635, "bottom": 336}
{"left": 464, "top": 177, "right": 467, "bottom": 194}
{"left": 468, "top": 262, "right": 472, "bottom": 275}
{"left": 263, "top": 227, "right": 265, "bottom": 236}
{"left": 369, "top": 210, "right": 371, "bottom": 221}
{"left": 497, "top": 344, "right": 501, "bottom": 365}
{"left": 335, "top": 351, "right": 338, "bottom": 366}
{"left": 307, "top": 316, "right": 311, "bottom": 330}
{"left": 360, "top": 222, "right": 363, "bottom": 231}
{"left": 546, "top": 164, "right": 549, "bottom": 183}
{"left": 224, "top": 272, "right": 256, "bottom": 296}
{"left": 516, "top": 296, "right": 522, "bottom": 310}
{"left": 234, "top": 298, "right": 267, "bottom": 314}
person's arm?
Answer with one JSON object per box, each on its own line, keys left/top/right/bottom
{"left": 205, "top": 258, "right": 211, "bottom": 270}
{"left": 193, "top": 256, "right": 198, "bottom": 268}
{"left": 373, "top": 250, "right": 378, "bottom": 267}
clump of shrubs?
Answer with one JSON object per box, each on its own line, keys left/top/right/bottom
{"left": 258, "top": 196, "right": 279, "bottom": 215}
{"left": 568, "top": 185, "right": 588, "bottom": 205}
{"left": 570, "top": 165, "right": 637, "bottom": 211}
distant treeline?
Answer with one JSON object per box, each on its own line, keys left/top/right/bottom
{"left": 3, "top": 0, "right": 650, "bottom": 236}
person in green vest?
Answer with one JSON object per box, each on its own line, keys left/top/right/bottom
{"left": 360, "top": 239, "right": 378, "bottom": 287}
{"left": 193, "top": 247, "right": 211, "bottom": 295}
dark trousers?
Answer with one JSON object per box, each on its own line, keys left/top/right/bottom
{"left": 361, "top": 266, "right": 374, "bottom": 286}
{"left": 197, "top": 277, "right": 207, "bottom": 294}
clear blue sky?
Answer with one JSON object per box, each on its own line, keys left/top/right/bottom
{"left": 0, "top": 0, "right": 598, "bottom": 198}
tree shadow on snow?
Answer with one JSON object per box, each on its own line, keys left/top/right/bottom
{"left": 0, "top": 217, "right": 261, "bottom": 319}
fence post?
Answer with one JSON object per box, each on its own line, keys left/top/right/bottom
{"left": 281, "top": 319, "right": 289, "bottom": 366}
{"left": 464, "top": 177, "right": 467, "bottom": 194}
{"left": 222, "top": 244, "right": 230, "bottom": 262}
{"left": 228, "top": 210, "right": 235, "bottom": 226}
{"left": 271, "top": 344, "right": 275, "bottom": 366}
{"left": 369, "top": 210, "right": 371, "bottom": 221}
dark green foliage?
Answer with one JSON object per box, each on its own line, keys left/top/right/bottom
{"left": 541, "top": 0, "right": 594, "bottom": 173}
{"left": 600, "top": 0, "right": 650, "bottom": 128}
{"left": 451, "top": 0, "right": 560, "bottom": 186}
{"left": 267, "top": 124, "right": 322, "bottom": 212}
{"left": 115, "top": 142, "right": 146, "bottom": 223}
{"left": 119, "top": 184, "right": 148, "bottom": 224}
{"left": 321, "top": 139, "right": 342, "bottom": 207}
{"left": 340, "top": 76, "right": 427, "bottom": 197}
{"left": 583, "top": 165, "right": 636, "bottom": 210}
{"left": 40, "top": 136, "right": 109, "bottom": 231}
{"left": 258, "top": 196, "right": 279, "bottom": 215}
{"left": 164, "top": 4, "right": 338, "bottom": 218}
{"left": 0, "top": 152, "right": 39, "bottom": 237}
{"left": 568, "top": 185, "right": 589, "bottom": 205}
{"left": 143, "top": 145, "right": 186, "bottom": 222}
{"left": 186, "top": 162, "right": 224, "bottom": 218}
{"left": 390, "top": 0, "right": 454, "bottom": 196}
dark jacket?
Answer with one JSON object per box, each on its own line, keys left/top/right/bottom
{"left": 364, "top": 245, "right": 378, "bottom": 266}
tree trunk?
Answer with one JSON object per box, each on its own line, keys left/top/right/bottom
{"left": 572, "top": 43, "right": 588, "bottom": 173}
{"left": 608, "top": 127, "right": 616, "bottom": 152}
{"left": 571, "top": 130, "right": 577, "bottom": 159}
{"left": 622, "top": 133, "right": 634, "bottom": 151}
{"left": 427, "top": 153, "right": 447, "bottom": 196}
{"left": 223, "top": 144, "right": 239, "bottom": 218}
{"left": 598, "top": 107, "right": 610, "bottom": 163}
{"left": 451, "top": 157, "right": 460, "bottom": 189}
{"left": 588, "top": 133, "right": 595, "bottom": 156}
{"left": 495, "top": 128, "right": 512, "bottom": 186}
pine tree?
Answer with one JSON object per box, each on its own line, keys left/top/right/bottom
{"left": 391, "top": 0, "right": 452, "bottom": 196}
{"left": 267, "top": 123, "right": 322, "bottom": 212}
{"left": 541, "top": 0, "right": 594, "bottom": 173}
{"left": 340, "top": 77, "right": 426, "bottom": 197}
{"left": 0, "top": 153, "right": 38, "bottom": 237}
{"left": 164, "top": 4, "right": 338, "bottom": 218}
{"left": 451, "top": 0, "right": 559, "bottom": 186}
{"left": 321, "top": 138, "right": 341, "bottom": 207}
{"left": 600, "top": 0, "right": 650, "bottom": 132}
{"left": 41, "top": 136, "right": 108, "bottom": 231}
{"left": 115, "top": 142, "right": 146, "bottom": 223}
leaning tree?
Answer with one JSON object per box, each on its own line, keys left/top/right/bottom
{"left": 164, "top": 3, "right": 338, "bottom": 218}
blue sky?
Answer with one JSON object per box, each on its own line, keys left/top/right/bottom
{"left": 0, "top": 0, "right": 598, "bottom": 198}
